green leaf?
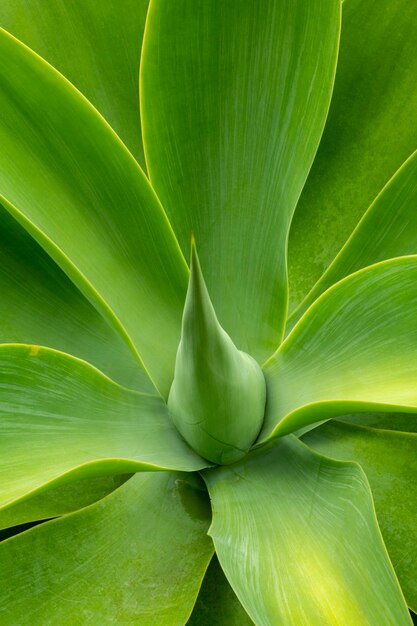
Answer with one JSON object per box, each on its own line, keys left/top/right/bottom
{"left": 188, "top": 555, "right": 253, "bottom": 626}
{"left": 261, "top": 257, "right": 417, "bottom": 440}
{"left": 0, "top": 207, "right": 152, "bottom": 391}
{"left": 0, "top": 27, "right": 188, "bottom": 397}
{"left": 0, "top": 472, "right": 214, "bottom": 625}
{"left": 141, "top": 0, "right": 341, "bottom": 359}
{"left": 0, "top": 344, "right": 207, "bottom": 510}
{"left": 0, "top": 474, "right": 130, "bottom": 531}
{"left": 343, "top": 413, "right": 417, "bottom": 433}
{"left": 204, "top": 436, "right": 411, "bottom": 626}
{"left": 288, "top": 0, "right": 417, "bottom": 312}
{"left": 288, "top": 150, "right": 417, "bottom": 331}
{"left": 0, "top": 0, "right": 149, "bottom": 165}
{"left": 303, "top": 420, "right": 417, "bottom": 612}
{"left": 168, "top": 242, "right": 266, "bottom": 465}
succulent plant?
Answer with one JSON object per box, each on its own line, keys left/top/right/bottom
{"left": 0, "top": 0, "right": 416, "bottom": 624}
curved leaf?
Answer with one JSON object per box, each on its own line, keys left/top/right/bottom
{"left": 0, "top": 472, "right": 214, "bottom": 625}
{"left": 0, "top": 344, "right": 207, "bottom": 511}
{"left": 0, "top": 474, "right": 130, "bottom": 531}
{"left": 262, "top": 257, "right": 417, "bottom": 440}
{"left": 188, "top": 555, "right": 253, "bottom": 626}
{"left": 0, "top": 207, "right": 151, "bottom": 391}
{"left": 204, "top": 436, "right": 410, "bottom": 625}
{"left": 0, "top": 0, "right": 149, "bottom": 165}
{"left": 303, "top": 420, "right": 417, "bottom": 612}
{"left": 141, "top": 0, "right": 341, "bottom": 359}
{"left": 288, "top": 150, "right": 417, "bottom": 331}
{"left": 343, "top": 413, "right": 417, "bottom": 433}
{"left": 288, "top": 0, "right": 417, "bottom": 311}
{"left": 0, "top": 28, "right": 188, "bottom": 396}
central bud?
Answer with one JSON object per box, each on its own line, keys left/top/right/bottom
{"left": 168, "top": 240, "right": 266, "bottom": 465}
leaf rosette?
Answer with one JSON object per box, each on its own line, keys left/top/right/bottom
{"left": 0, "top": 0, "right": 416, "bottom": 624}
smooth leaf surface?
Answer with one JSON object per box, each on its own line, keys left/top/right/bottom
{"left": 204, "top": 437, "right": 410, "bottom": 625}
{"left": 0, "top": 207, "right": 151, "bottom": 391}
{"left": 188, "top": 555, "right": 253, "bottom": 626}
{"left": 168, "top": 243, "right": 265, "bottom": 465}
{"left": 0, "top": 0, "right": 149, "bottom": 165}
{"left": 343, "top": 413, "right": 417, "bottom": 433}
{"left": 141, "top": 0, "right": 340, "bottom": 359}
{"left": 0, "top": 28, "right": 188, "bottom": 397}
{"left": 288, "top": 150, "right": 417, "bottom": 330}
{"left": 0, "top": 474, "right": 130, "bottom": 531}
{"left": 262, "top": 257, "right": 417, "bottom": 440}
{"left": 0, "top": 344, "right": 207, "bottom": 510}
{"left": 303, "top": 420, "right": 417, "bottom": 612}
{"left": 0, "top": 472, "right": 214, "bottom": 625}
{"left": 288, "top": 0, "right": 417, "bottom": 311}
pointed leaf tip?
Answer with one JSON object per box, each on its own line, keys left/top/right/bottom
{"left": 168, "top": 245, "right": 266, "bottom": 465}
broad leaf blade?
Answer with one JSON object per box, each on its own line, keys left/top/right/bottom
{"left": 0, "top": 344, "right": 207, "bottom": 510}
{"left": 141, "top": 0, "right": 341, "bottom": 359}
{"left": 288, "top": 150, "right": 417, "bottom": 331}
{"left": 0, "top": 28, "right": 188, "bottom": 396}
{"left": 0, "top": 0, "right": 149, "bottom": 165}
{"left": 262, "top": 257, "right": 417, "bottom": 440}
{"left": 288, "top": 0, "right": 417, "bottom": 311}
{"left": 204, "top": 437, "right": 411, "bottom": 626}
{"left": 0, "top": 207, "right": 151, "bottom": 391}
{"left": 303, "top": 420, "right": 417, "bottom": 612}
{"left": 0, "top": 472, "right": 214, "bottom": 625}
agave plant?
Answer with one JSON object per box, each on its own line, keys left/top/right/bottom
{"left": 0, "top": 0, "right": 417, "bottom": 623}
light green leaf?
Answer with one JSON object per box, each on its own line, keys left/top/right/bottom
{"left": 141, "top": 0, "right": 340, "bottom": 359}
{"left": 0, "top": 27, "right": 188, "bottom": 397}
{"left": 0, "top": 472, "right": 214, "bottom": 625}
{"left": 168, "top": 242, "right": 265, "bottom": 465}
{"left": 303, "top": 420, "right": 417, "bottom": 612}
{"left": 261, "top": 257, "right": 417, "bottom": 440}
{"left": 188, "top": 555, "right": 253, "bottom": 626}
{"left": 0, "top": 344, "right": 207, "bottom": 511}
{"left": 288, "top": 150, "right": 417, "bottom": 331}
{"left": 204, "top": 436, "right": 410, "bottom": 625}
{"left": 0, "top": 207, "right": 152, "bottom": 391}
{"left": 288, "top": 0, "right": 417, "bottom": 311}
{"left": 0, "top": 0, "right": 149, "bottom": 165}
{"left": 0, "top": 474, "right": 130, "bottom": 531}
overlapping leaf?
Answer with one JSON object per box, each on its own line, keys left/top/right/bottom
{"left": 288, "top": 150, "right": 417, "bottom": 331}
{"left": 141, "top": 0, "right": 341, "bottom": 359}
{"left": 0, "top": 472, "right": 214, "bottom": 625}
{"left": 0, "top": 0, "right": 149, "bottom": 165}
{"left": 0, "top": 208, "right": 151, "bottom": 391}
{"left": 0, "top": 344, "right": 207, "bottom": 511}
{"left": 189, "top": 556, "right": 253, "bottom": 625}
{"left": 205, "top": 437, "right": 410, "bottom": 625}
{"left": 262, "top": 257, "right": 417, "bottom": 440}
{"left": 288, "top": 0, "right": 417, "bottom": 311}
{"left": 303, "top": 420, "right": 417, "bottom": 611}
{"left": 0, "top": 475, "right": 130, "bottom": 532}
{"left": 0, "top": 28, "right": 188, "bottom": 396}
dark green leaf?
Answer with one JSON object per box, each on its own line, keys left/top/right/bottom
{"left": 288, "top": 0, "right": 417, "bottom": 311}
